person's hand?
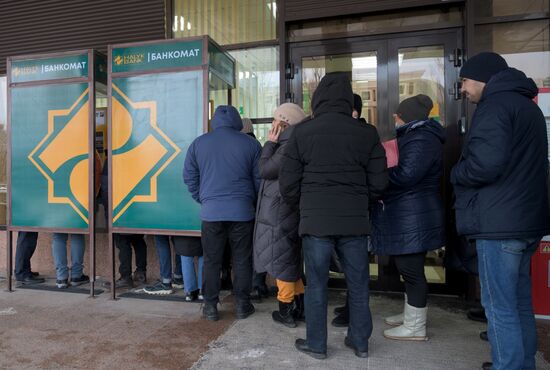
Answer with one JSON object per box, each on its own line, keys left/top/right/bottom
{"left": 268, "top": 124, "right": 282, "bottom": 143}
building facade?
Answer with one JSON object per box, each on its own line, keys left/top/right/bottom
{"left": 0, "top": 0, "right": 549, "bottom": 294}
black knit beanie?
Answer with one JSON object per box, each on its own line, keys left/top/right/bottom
{"left": 353, "top": 93, "right": 363, "bottom": 117}
{"left": 396, "top": 94, "right": 433, "bottom": 123}
{"left": 460, "top": 52, "right": 508, "bottom": 83}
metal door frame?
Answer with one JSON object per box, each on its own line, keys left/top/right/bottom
{"left": 288, "top": 28, "right": 465, "bottom": 295}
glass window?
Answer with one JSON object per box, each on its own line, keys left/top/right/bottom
{"left": 173, "top": 0, "right": 277, "bottom": 45}
{"left": 474, "top": 0, "right": 549, "bottom": 18}
{"left": 210, "top": 47, "right": 279, "bottom": 119}
{"left": 398, "top": 46, "right": 445, "bottom": 124}
{"left": 475, "top": 20, "right": 550, "bottom": 88}
{"left": 0, "top": 76, "right": 6, "bottom": 225}
{"left": 301, "top": 52, "right": 378, "bottom": 124}
{"left": 253, "top": 122, "right": 271, "bottom": 145}
{"left": 96, "top": 82, "right": 107, "bottom": 109}
{"left": 288, "top": 7, "right": 462, "bottom": 42}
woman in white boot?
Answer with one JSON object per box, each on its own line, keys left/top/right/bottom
{"left": 371, "top": 94, "right": 446, "bottom": 341}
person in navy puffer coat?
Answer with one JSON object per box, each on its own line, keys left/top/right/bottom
{"left": 371, "top": 94, "right": 445, "bottom": 341}
{"left": 183, "top": 105, "right": 261, "bottom": 322}
{"left": 452, "top": 52, "right": 550, "bottom": 370}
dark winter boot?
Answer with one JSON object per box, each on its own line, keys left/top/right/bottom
{"left": 293, "top": 294, "right": 305, "bottom": 322}
{"left": 331, "top": 303, "right": 349, "bottom": 327}
{"left": 272, "top": 301, "right": 297, "bottom": 328}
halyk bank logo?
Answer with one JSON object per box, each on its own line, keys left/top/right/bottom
{"left": 111, "top": 84, "right": 180, "bottom": 223}
{"left": 114, "top": 53, "right": 144, "bottom": 66}
{"left": 12, "top": 65, "right": 39, "bottom": 77}
{"left": 28, "top": 89, "right": 91, "bottom": 223}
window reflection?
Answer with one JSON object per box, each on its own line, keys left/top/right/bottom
{"left": 474, "top": 0, "right": 549, "bottom": 18}
{"left": 173, "top": 0, "right": 277, "bottom": 45}
{"left": 302, "top": 52, "right": 378, "bottom": 125}
{"left": 398, "top": 46, "right": 445, "bottom": 125}
{"left": 253, "top": 123, "right": 271, "bottom": 145}
{"left": 210, "top": 47, "right": 279, "bottom": 119}
{"left": 288, "top": 7, "right": 462, "bottom": 42}
{"left": 475, "top": 20, "right": 550, "bottom": 88}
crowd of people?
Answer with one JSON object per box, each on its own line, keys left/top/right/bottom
{"left": 12, "top": 52, "right": 550, "bottom": 370}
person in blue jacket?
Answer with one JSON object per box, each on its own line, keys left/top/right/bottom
{"left": 452, "top": 52, "right": 550, "bottom": 370}
{"left": 183, "top": 105, "right": 261, "bottom": 322}
{"left": 371, "top": 94, "right": 445, "bottom": 341}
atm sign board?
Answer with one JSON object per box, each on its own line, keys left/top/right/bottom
{"left": 111, "top": 40, "right": 203, "bottom": 74}
{"left": 11, "top": 54, "right": 89, "bottom": 83}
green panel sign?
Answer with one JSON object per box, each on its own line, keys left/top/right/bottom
{"left": 208, "top": 41, "right": 235, "bottom": 88}
{"left": 111, "top": 71, "right": 202, "bottom": 231}
{"left": 112, "top": 40, "right": 203, "bottom": 74}
{"left": 11, "top": 54, "right": 89, "bottom": 83}
{"left": 11, "top": 83, "right": 91, "bottom": 229}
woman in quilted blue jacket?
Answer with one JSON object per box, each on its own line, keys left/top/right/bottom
{"left": 371, "top": 94, "right": 445, "bottom": 341}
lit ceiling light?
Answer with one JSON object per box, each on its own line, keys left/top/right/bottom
{"left": 172, "top": 16, "right": 178, "bottom": 32}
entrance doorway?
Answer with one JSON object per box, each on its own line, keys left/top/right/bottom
{"left": 288, "top": 29, "right": 464, "bottom": 294}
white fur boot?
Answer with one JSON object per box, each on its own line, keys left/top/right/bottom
{"left": 384, "top": 293, "right": 407, "bottom": 326}
{"left": 383, "top": 303, "right": 428, "bottom": 341}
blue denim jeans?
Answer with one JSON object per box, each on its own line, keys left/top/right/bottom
{"left": 302, "top": 235, "right": 372, "bottom": 353}
{"left": 154, "top": 236, "right": 182, "bottom": 283}
{"left": 477, "top": 238, "right": 540, "bottom": 370}
{"left": 181, "top": 256, "right": 203, "bottom": 293}
{"left": 52, "top": 233, "right": 85, "bottom": 280}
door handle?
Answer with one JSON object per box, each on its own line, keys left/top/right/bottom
{"left": 458, "top": 116, "right": 467, "bottom": 135}
{"left": 449, "top": 81, "right": 462, "bottom": 100}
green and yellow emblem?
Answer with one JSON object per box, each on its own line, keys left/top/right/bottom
{"left": 111, "top": 83, "right": 181, "bottom": 223}
{"left": 28, "top": 88, "right": 91, "bottom": 223}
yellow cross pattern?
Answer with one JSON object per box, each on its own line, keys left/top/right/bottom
{"left": 28, "top": 88, "right": 90, "bottom": 224}
{"left": 111, "top": 84, "right": 181, "bottom": 223}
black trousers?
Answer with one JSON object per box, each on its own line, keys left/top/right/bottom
{"left": 394, "top": 252, "right": 428, "bottom": 308}
{"left": 14, "top": 231, "right": 38, "bottom": 280}
{"left": 115, "top": 234, "right": 147, "bottom": 278}
{"left": 201, "top": 221, "right": 253, "bottom": 305}
{"left": 253, "top": 271, "right": 267, "bottom": 288}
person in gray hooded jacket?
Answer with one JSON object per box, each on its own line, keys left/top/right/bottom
{"left": 253, "top": 103, "right": 307, "bottom": 328}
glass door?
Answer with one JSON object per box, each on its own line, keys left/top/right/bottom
{"left": 302, "top": 51, "right": 379, "bottom": 124}
{"left": 289, "top": 38, "right": 389, "bottom": 136}
{"left": 289, "top": 29, "right": 463, "bottom": 294}
{"left": 290, "top": 40, "right": 387, "bottom": 286}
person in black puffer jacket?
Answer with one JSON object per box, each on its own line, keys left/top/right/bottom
{"left": 371, "top": 94, "right": 445, "bottom": 341}
{"left": 254, "top": 103, "right": 307, "bottom": 328}
{"left": 280, "top": 72, "right": 388, "bottom": 359}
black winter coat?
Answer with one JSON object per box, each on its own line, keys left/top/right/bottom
{"left": 253, "top": 127, "right": 301, "bottom": 281}
{"left": 279, "top": 72, "right": 388, "bottom": 237}
{"left": 371, "top": 119, "right": 446, "bottom": 255}
{"left": 173, "top": 236, "right": 202, "bottom": 257}
{"left": 451, "top": 68, "right": 550, "bottom": 239}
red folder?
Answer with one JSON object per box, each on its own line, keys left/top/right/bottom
{"left": 382, "top": 139, "right": 399, "bottom": 168}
